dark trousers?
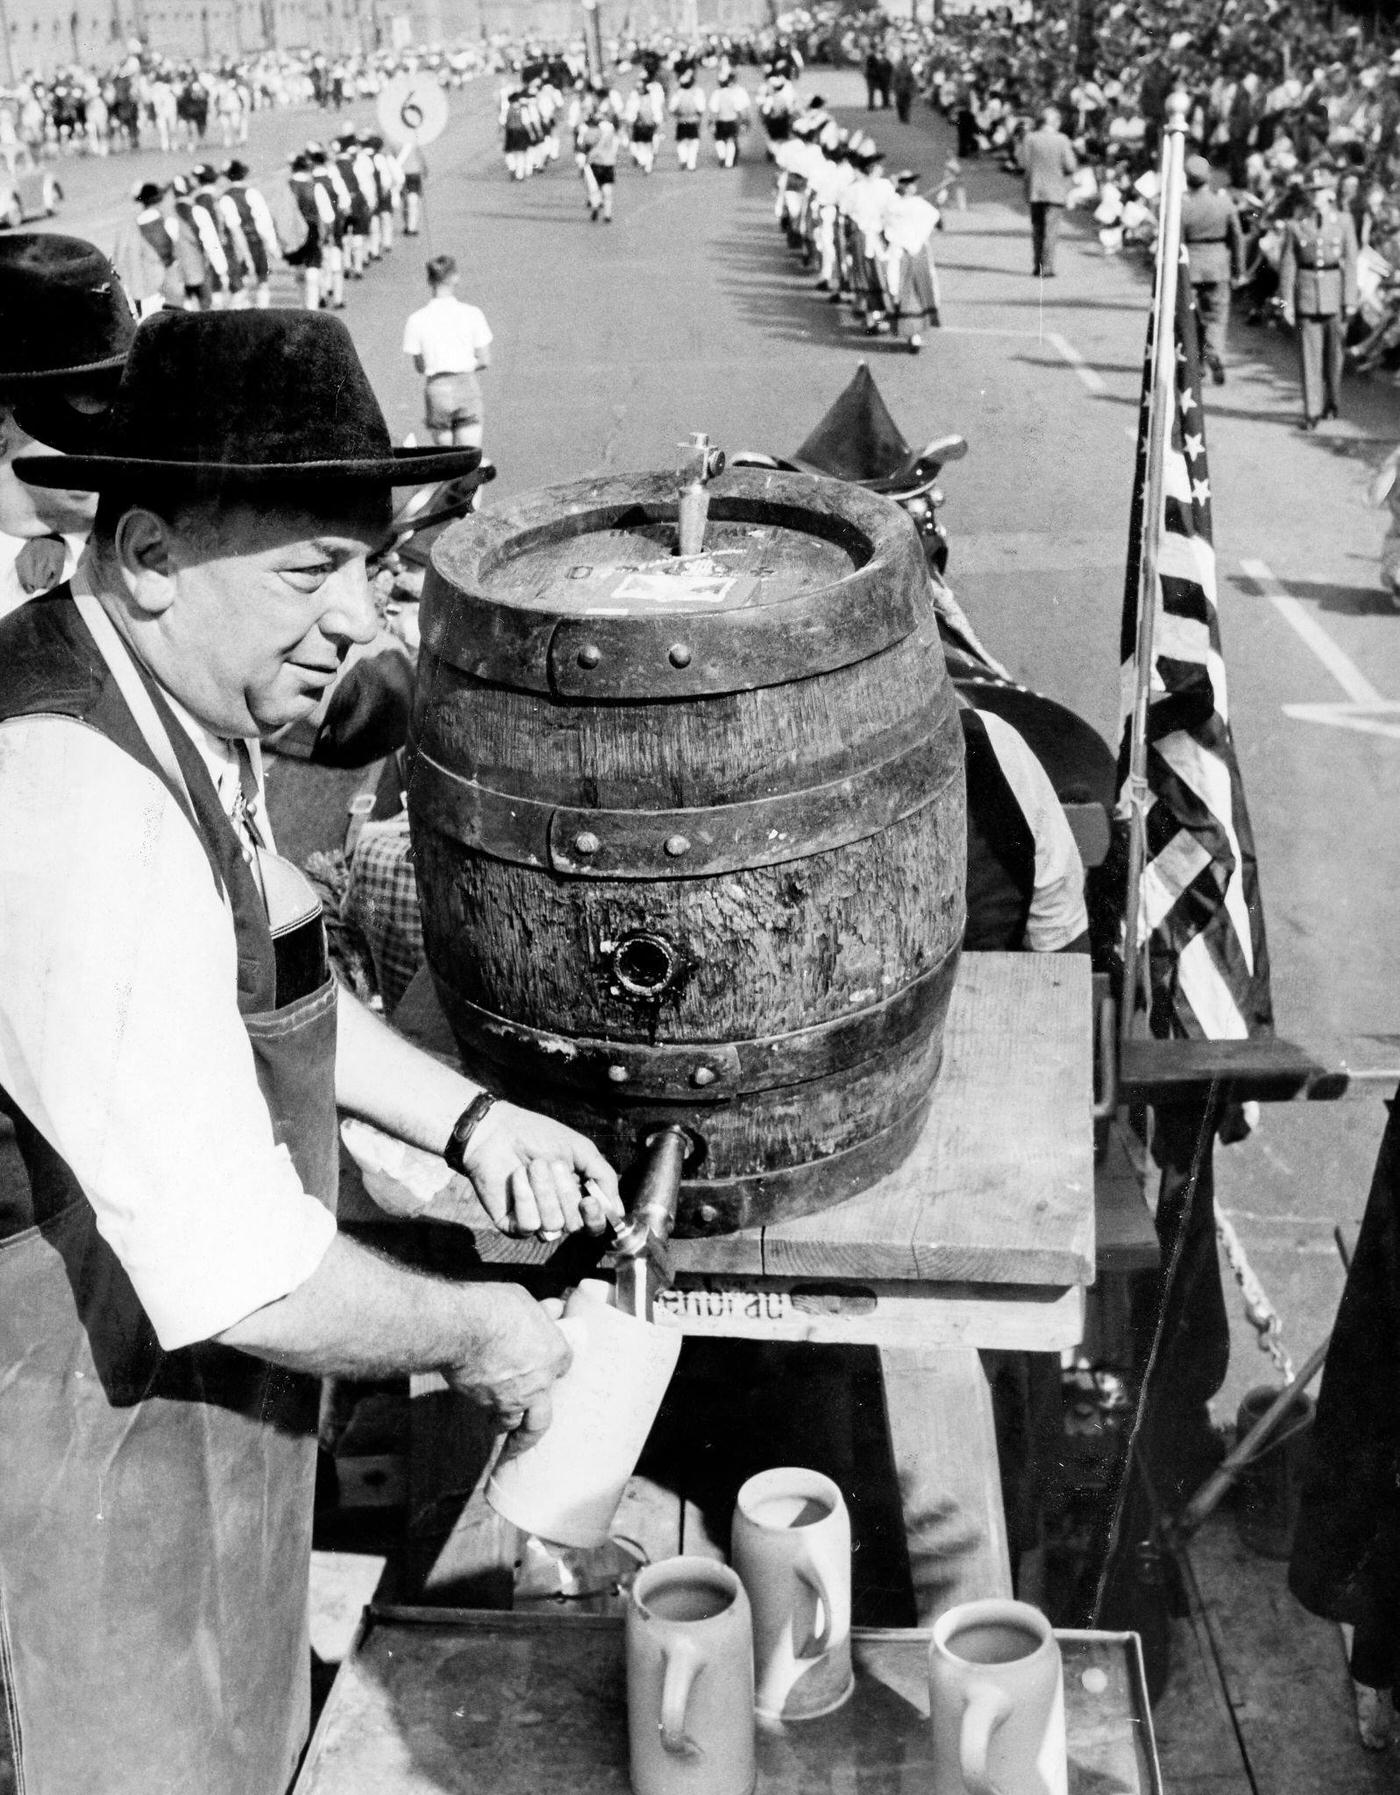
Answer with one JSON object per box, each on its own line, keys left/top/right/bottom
{"left": 1298, "top": 311, "right": 1344, "bottom": 419}
{"left": 1030, "top": 201, "right": 1063, "bottom": 275}
{"left": 1192, "top": 277, "right": 1231, "bottom": 366}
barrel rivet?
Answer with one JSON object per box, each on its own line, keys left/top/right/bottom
{"left": 697, "top": 1203, "right": 720, "bottom": 1226}
{"left": 668, "top": 643, "right": 693, "bottom": 669}
{"left": 574, "top": 831, "right": 601, "bottom": 856}
{"left": 607, "top": 1064, "right": 630, "bottom": 1084}
{"left": 692, "top": 1065, "right": 717, "bottom": 1087}
{"left": 664, "top": 834, "right": 691, "bottom": 858}
{"left": 577, "top": 644, "right": 602, "bottom": 670}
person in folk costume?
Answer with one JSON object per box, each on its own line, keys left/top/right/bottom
{"left": 308, "top": 141, "right": 348, "bottom": 310}
{"left": 625, "top": 74, "right": 663, "bottom": 175}
{"left": 187, "top": 164, "right": 235, "bottom": 309}
{"left": 350, "top": 131, "right": 384, "bottom": 263}
{"left": 283, "top": 150, "right": 330, "bottom": 311}
{"left": 112, "top": 180, "right": 188, "bottom": 318}
{"left": 758, "top": 72, "right": 797, "bottom": 154}
{"left": 1279, "top": 162, "right": 1359, "bottom": 429}
{"left": 0, "top": 235, "right": 135, "bottom": 622}
{"left": 502, "top": 88, "right": 531, "bottom": 181}
{"left": 772, "top": 112, "right": 820, "bottom": 243}
{"left": 0, "top": 307, "right": 620, "bottom": 1795}
{"left": 807, "top": 124, "right": 856, "bottom": 291}
{"left": 364, "top": 134, "right": 399, "bottom": 256}
{"left": 526, "top": 84, "right": 551, "bottom": 177}
{"left": 836, "top": 137, "right": 893, "bottom": 322}
{"left": 881, "top": 168, "right": 943, "bottom": 353}
{"left": 332, "top": 133, "right": 370, "bottom": 279}
{"left": 580, "top": 108, "right": 620, "bottom": 223}
{"left": 567, "top": 80, "right": 590, "bottom": 173}
{"left": 670, "top": 68, "right": 705, "bottom": 172}
{"left": 168, "top": 174, "right": 217, "bottom": 311}
{"left": 219, "top": 160, "right": 281, "bottom": 310}
{"left": 536, "top": 75, "right": 562, "bottom": 166}
{"left": 708, "top": 68, "right": 750, "bottom": 168}
{"left": 398, "top": 138, "right": 426, "bottom": 237}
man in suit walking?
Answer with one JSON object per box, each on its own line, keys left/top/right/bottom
{"left": 1179, "top": 153, "right": 1245, "bottom": 384}
{"left": 1279, "top": 163, "right": 1359, "bottom": 429}
{"left": 1018, "top": 106, "right": 1078, "bottom": 277}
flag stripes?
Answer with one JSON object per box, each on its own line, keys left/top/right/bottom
{"left": 1117, "top": 249, "right": 1273, "bottom": 1042}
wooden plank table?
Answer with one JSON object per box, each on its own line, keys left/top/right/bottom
{"left": 379, "top": 952, "right": 1094, "bottom": 1620}
{"left": 294, "top": 1608, "right": 1162, "bottom": 1795}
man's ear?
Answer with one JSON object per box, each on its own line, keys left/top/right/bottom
{"left": 115, "top": 508, "right": 177, "bottom": 617}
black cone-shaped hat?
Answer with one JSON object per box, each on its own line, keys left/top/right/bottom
{"left": 792, "top": 362, "right": 911, "bottom": 483}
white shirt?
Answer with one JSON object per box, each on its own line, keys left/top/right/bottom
{"left": 978, "top": 710, "right": 1089, "bottom": 953}
{"left": 0, "top": 618, "right": 338, "bottom": 1350}
{"left": 402, "top": 293, "right": 493, "bottom": 378}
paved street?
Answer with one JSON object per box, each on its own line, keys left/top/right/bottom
{"left": 40, "top": 66, "right": 1400, "bottom": 1416}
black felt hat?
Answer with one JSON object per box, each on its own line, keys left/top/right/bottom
{"left": 17, "top": 309, "right": 483, "bottom": 492}
{"left": 0, "top": 233, "right": 136, "bottom": 387}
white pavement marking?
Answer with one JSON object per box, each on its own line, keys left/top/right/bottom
{"left": 1240, "top": 556, "right": 1381, "bottom": 703}
{"left": 1047, "top": 331, "right": 1107, "bottom": 396}
{"left": 1240, "top": 555, "right": 1400, "bottom": 741}
{"left": 940, "top": 324, "right": 1045, "bottom": 340}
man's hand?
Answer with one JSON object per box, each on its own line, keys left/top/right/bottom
{"left": 461, "top": 1101, "right": 624, "bottom": 1241}
{"left": 442, "top": 1284, "right": 573, "bottom": 1448}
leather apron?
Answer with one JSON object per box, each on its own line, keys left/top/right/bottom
{"left": 0, "top": 589, "right": 339, "bottom": 1795}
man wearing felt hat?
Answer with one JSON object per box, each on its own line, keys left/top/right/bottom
{"left": 1279, "top": 160, "right": 1359, "bottom": 428}
{"left": 0, "top": 309, "right": 621, "bottom": 1795}
{"left": 0, "top": 233, "right": 135, "bottom": 621}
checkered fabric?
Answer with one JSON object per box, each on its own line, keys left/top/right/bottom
{"left": 342, "top": 815, "right": 425, "bottom": 1014}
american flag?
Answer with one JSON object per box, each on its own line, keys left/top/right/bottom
{"left": 1116, "top": 250, "right": 1273, "bottom": 1041}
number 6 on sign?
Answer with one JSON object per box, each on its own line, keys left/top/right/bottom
{"left": 377, "top": 73, "right": 449, "bottom": 148}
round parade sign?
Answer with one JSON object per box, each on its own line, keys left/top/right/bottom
{"left": 377, "top": 73, "right": 450, "bottom": 147}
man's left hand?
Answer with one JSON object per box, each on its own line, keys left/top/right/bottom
{"left": 461, "top": 1102, "right": 624, "bottom": 1241}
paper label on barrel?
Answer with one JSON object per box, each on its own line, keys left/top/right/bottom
{"left": 555, "top": 558, "right": 759, "bottom": 616}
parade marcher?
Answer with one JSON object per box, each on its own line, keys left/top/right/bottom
{"left": 0, "top": 235, "right": 135, "bottom": 620}
{"left": 1018, "top": 104, "right": 1078, "bottom": 277}
{"left": 334, "top": 132, "right": 372, "bottom": 279}
{"left": 285, "top": 148, "right": 332, "bottom": 311}
{"left": 580, "top": 109, "right": 620, "bottom": 222}
{"left": 403, "top": 253, "right": 493, "bottom": 449}
{"left": 708, "top": 68, "right": 750, "bottom": 168}
{"left": 837, "top": 137, "right": 894, "bottom": 323}
{"left": 308, "top": 140, "right": 348, "bottom": 310}
{"left": 366, "top": 133, "right": 400, "bottom": 255}
{"left": 758, "top": 72, "right": 797, "bottom": 153}
{"left": 169, "top": 173, "right": 217, "bottom": 310}
{"left": 187, "top": 163, "right": 235, "bottom": 308}
{"left": 219, "top": 159, "right": 281, "bottom": 310}
{"left": 625, "top": 74, "right": 663, "bottom": 174}
{"left": 882, "top": 168, "right": 944, "bottom": 352}
{"left": 1279, "top": 164, "right": 1360, "bottom": 429}
{"left": 112, "top": 180, "right": 187, "bottom": 318}
{"left": 0, "top": 307, "right": 621, "bottom": 1795}
{"left": 1179, "top": 152, "right": 1246, "bottom": 384}
{"left": 503, "top": 87, "right": 531, "bottom": 181}
{"left": 670, "top": 68, "right": 705, "bottom": 173}
{"left": 399, "top": 137, "right": 426, "bottom": 236}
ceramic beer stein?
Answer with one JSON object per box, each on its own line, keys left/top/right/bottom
{"left": 626, "top": 1557, "right": 756, "bottom": 1795}
{"left": 486, "top": 1278, "right": 682, "bottom": 1548}
{"left": 928, "top": 1598, "right": 1068, "bottom": 1795}
{"left": 731, "top": 1466, "right": 854, "bottom": 1721}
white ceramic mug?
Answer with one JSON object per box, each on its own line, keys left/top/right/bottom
{"left": 731, "top": 1465, "right": 854, "bottom": 1721}
{"left": 486, "top": 1279, "right": 682, "bottom": 1548}
{"left": 928, "top": 1598, "right": 1067, "bottom": 1795}
{"left": 627, "top": 1557, "right": 756, "bottom": 1795}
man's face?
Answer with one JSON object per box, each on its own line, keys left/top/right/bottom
{"left": 136, "top": 499, "right": 382, "bottom": 738}
{"left": 0, "top": 409, "right": 99, "bottom": 539}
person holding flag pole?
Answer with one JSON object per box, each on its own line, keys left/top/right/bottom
{"left": 1110, "top": 92, "right": 1275, "bottom": 1521}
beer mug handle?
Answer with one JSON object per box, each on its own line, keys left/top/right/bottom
{"left": 795, "top": 1560, "right": 833, "bottom": 1659}
{"left": 959, "top": 1682, "right": 1013, "bottom": 1795}
{"left": 660, "top": 1637, "right": 702, "bottom": 1756}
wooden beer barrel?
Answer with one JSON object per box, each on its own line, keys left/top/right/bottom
{"left": 409, "top": 468, "right": 966, "bottom": 1235}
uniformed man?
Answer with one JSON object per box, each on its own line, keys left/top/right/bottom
{"left": 219, "top": 158, "right": 282, "bottom": 310}
{"left": 1279, "top": 163, "right": 1359, "bottom": 429}
{"left": 0, "top": 309, "right": 620, "bottom": 1795}
{"left": 111, "top": 180, "right": 188, "bottom": 318}
{"left": 1179, "top": 152, "right": 1245, "bottom": 385}
{"left": 0, "top": 234, "right": 134, "bottom": 620}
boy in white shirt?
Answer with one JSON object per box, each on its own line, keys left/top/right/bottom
{"left": 402, "top": 254, "right": 493, "bottom": 450}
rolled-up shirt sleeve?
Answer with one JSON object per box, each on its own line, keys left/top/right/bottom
{"left": 0, "top": 715, "right": 338, "bottom": 1349}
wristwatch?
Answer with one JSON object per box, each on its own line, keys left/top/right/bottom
{"left": 443, "top": 1092, "right": 497, "bottom": 1177}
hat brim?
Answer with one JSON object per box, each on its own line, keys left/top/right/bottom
{"left": 16, "top": 444, "right": 485, "bottom": 491}
{"left": 0, "top": 350, "right": 130, "bottom": 386}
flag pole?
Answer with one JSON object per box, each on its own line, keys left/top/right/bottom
{"left": 1120, "top": 91, "right": 1191, "bottom": 1043}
